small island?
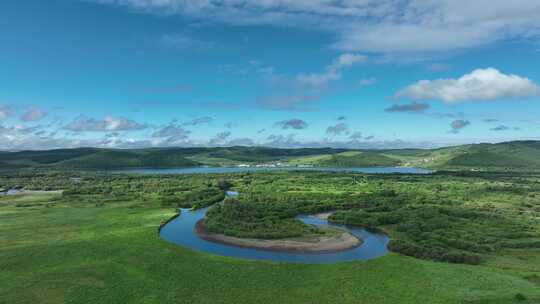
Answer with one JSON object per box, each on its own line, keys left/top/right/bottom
{"left": 195, "top": 219, "right": 361, "bottom": 253}
{"left": 195, "top": 199, "right": 362, "bottom": 253}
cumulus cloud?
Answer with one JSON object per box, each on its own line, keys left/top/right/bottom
{"left": 182, "top": 116, "right": 213, "bottom": 126}
{"left": 21, "top": 108, "right": 46, "bottom": 121}
{"left": 450, "top": 119, "right": 470, "bottom": 133}
{"left": 261, "top": 133, "right": 437, "bottom": 149}
{"left": 63, "top": 116, "right": 147, "bottom": 132}
{"left": 94, "top": 1, "right": 540, "bottom": 54}
{"left": 397, "top": 68, "right": 540, "bottom": 103}
{"left": 385, "top": 102, "right": 430, "bottom": 113}
{"left": 274, "top": 119, "right": 308, "bottom": 130}
{"left": 0, "top": 122, "right": 447, "bottom": 151}
{"left": 326, "top": 123, "right": 349, "bottom": 136}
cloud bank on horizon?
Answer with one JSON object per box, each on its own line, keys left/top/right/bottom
{"left": 1, "top": 0, "right": 540, "bottom": 150}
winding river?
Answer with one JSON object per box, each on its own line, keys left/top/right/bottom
{"left": 159, "top": 207, "right": 390, "bottom": 263}
{"left": 156, "top": 166, "right": 428, "bottom": 262}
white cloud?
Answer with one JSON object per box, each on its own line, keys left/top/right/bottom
{"left": 335, "top": 24, "right": 496, "bottom": 53}
{"left": 250, "top": 53, "right": 366, "bottom": 111}
{"left": 296, "top": 53, "right": 366, "bottom": 88}
{"left": 332, "top": 53, "right": 367, "bottom": 68}
{"left": 21, "top": 108, "right": 47, "bottom": 121}
{"left": 94, "top": 0, "right": 540, "bottom": 54}
{"left": 396, "top": 68, "right": 540, "bottom": 103}
{"left": 262, "top": 133, "right": 440, "bottom": 149}
{"left": 63, "top": 115, "right": 147, "bottom": 132}
{"left": 0, "top": 105, "right": 11, "bottom": 120}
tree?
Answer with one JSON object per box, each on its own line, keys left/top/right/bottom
{"left": 217, "top": 180, "right": 233, "bottom": 191}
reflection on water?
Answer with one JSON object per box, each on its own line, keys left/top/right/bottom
{"left": 159, "top": 208, "right": 390, "bottom": 264}
{"left": 124, "top": 166, "right": 433, "bottom": 175}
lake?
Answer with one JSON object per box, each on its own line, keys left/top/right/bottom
{"left": 159, "top": 207, "right": 390, "bottom": 263}
{"left": 124, "top": 166, "right": 433, "bottom": 175}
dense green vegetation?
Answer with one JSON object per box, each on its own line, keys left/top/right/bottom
{"left": 1, "top": 169, "right": 539, "bottom": 303}
{"left": 2, "top": 140, "right": 540, "bottom": 170}
{"left": 200, "top": 171, "right": 540, "bottom": 266}
{"left": 204, "top": 198, "right": 321, "bottom": 239}
{"left": 0, "top": 148, "right": 199, "bottom": 169}
{"left": 402, "top": 141, "right": 540, "bottom": 170}
{"left": 330, "top": 205, "right": 510, "bottom": 265}
{"left": 60, "top": 150, "right": 199, "bottom": 169}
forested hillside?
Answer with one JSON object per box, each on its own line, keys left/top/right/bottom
{"left": 0, "top": 140, "right": 539, "bottom": 170}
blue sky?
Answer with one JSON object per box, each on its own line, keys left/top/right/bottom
{"left": 1, "top": 0, "right": 540, "bottom": 150}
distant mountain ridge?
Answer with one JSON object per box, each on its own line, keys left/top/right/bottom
{"left": 0, "top": 140, "right": 539, "bottom": 170}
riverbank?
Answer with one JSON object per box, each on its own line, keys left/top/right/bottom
{"left": 311, "top": 212, "right": 334, "bottom": 220}
{"left": 195, "top": 219, "right": 362, "bottom": 253}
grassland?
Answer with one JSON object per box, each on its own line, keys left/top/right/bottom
{"left": 1, "top": 190, "right": 539, "bottom": 304}
{"left": 1, "top": 170, "right": 539, "bottom": 303}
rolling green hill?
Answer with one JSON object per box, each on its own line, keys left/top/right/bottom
{"left": 403, "top": 141, "right": 540, "bottom": 170}
{"left": 0, "top": 140, "right": 539, "bottom": 170}
{"left": 291, "top": 151, "right": 401, "bottom": 167}
{"left": 0, "top": 149, "right": 199, "bottom": 169}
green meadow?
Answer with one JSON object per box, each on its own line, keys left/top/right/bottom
{"left": 1, "top": 170, "right": 539, "bottom": 304}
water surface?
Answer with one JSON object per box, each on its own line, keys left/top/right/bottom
{"left": 159, "top": 208, "right": 390, "bottom": 263}
{"left": 126, "top": 166, "right": 432, "bottom": 175}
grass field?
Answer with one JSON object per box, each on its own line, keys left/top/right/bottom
{"left": 1, "top": 191, "right": 539, "bottom": 304}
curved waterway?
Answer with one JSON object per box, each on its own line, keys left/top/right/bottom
{"left": 159, "top": 207, "right": 390, "bottom": 263}
{"left": 125, "top": 166, "right": 431, "bottom": 175}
